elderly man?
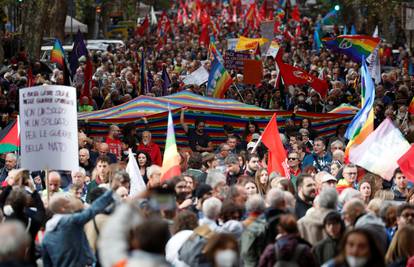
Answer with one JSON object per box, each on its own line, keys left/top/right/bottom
{"left": 264, "top": 188, "right": 287, "bottom": 244}
{"left": 199, "top": 197, "right": 222, "bottom": 231}
{"left": 91, "top": 143, "right": 117, "bottom": 165}
{"left": 79, "top": 148, "right": 94, "bottom": 176}
{"left": 0, "top": 153, "right": 17, "bottom": 182}
{"left": 42, "top": 171, "right": 63, "bottom": 199}
{"left": 137, "top": 130, "right": 162, "bottom": 166}
{"left": 42, "top": 187, "right": 115, "bottom": 267}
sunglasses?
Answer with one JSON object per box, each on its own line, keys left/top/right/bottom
{"left": 288, "top": 157, "right": 298, "bottom": 160}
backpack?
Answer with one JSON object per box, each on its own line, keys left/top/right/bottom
{"left": 178, "top": 224, "right": 213, "bottom": 267}
{"left": 273, "top": 243, "right": 307, "bottom": 267}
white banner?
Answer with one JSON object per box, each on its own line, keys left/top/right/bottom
{"left": 19, "top": 85, "right": 79, "bottom": 171}
{"left": 183, "top": 66, "right": 209, "bottom": 86}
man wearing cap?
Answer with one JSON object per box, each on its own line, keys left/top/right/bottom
{"left": 318, "top": 171, "right": 337, "bottom": 191}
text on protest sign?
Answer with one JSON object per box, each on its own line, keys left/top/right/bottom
{"left": 224, "top": 50, "right": 252, "bottom": 72}
{"left": 19, "top": 85, "right": 79, "bottom": 171}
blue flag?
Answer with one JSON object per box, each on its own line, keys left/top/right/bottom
{"left": 343, "top": 25, "right": 348, "bottom": 35}
{"left": 351, "top": 25, "right": 357, "bottom": 35}
{"left": 69, "top": 30, "right": 88, "bottom": 77}
{"left": 313, "top": 24, "right": 322, "bottom": 53}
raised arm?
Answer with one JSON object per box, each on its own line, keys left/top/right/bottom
{"left": 180, "top": 107, "right": 189, "bottom": 133}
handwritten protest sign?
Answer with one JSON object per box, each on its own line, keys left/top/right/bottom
{"left": 19, "top": 85, "right": 79, "bottom": 171}
{"left": 224, "top": 50, "right": 252, "bottom": 72}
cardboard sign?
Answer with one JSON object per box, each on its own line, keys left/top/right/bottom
{"left": 224, "top": 50, "right": 252, "bottom": 72}
{"left": 19, "top": 85, "right": 79, "bottom": 171}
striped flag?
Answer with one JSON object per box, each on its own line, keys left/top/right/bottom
{"left": 0, "top": 118, "right": 20, "bottom": 154}
{"left": 344, "top": 56, "right": 375, "bottom": 161}
{"left": 207, "top": 58, "right": 233, "bottom": 98}
{"left": 50, "top": 39, "right": 65, "bottom": 67}
{"left": 160, "top": 110, "right": 181, "bottom": 183}
{"left": 209, "top": 36, "right": 224, "bottom": 62}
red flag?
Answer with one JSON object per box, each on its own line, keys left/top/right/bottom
{"left": 199, "top": 25, "right": 210, "bottom": 47}
{"left": 291, "top": 5, "right": 300, "bottom": 22}
{"left": 258, "top": 0, "right": 267, "bottom": 21}
{"left": 27, "top": 66, "right": 34, "bottom": 87}
{"left": 261, "top": 113, "right": 288, "bottom": 177}
{"left": 82, "top": 58, "right": 93, "bottom": 101}
{"left": 398, "top": 144, "right": 414, "bottom": 182}
{"left": 232, "top": 6, "right": 237, "bottom": 23}
{"left": 201, "top": 10, "right": 211, "bottom": 26}
{"left": 276, "top": 61, "right": 328, "bottom": 97}
{"left": 135, "top": 16, "right": 149, "bottom": 37}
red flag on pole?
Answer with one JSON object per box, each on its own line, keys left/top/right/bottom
{"left": 261, "top": 113, "right": 288, "bottom": 176}
{"left": 398, "top": 144, "right": 414, "bottom": 182}
{"left": 276, "top": 61, "right": 328, "bottom": 97}
{"left": 199, "top": 25, "right": 210, "bottom": 47}
{"left": 291, "top": 5, "right": 301, "bottom": 22}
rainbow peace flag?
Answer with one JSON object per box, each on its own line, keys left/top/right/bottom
{"left": 50, "top": 39, "right": 65, "bottom": 67}
{"left": 209, "top": 36, "right": 224, "bottom": 62}
{"left": 207, "top": 58, "right": 233, "bottom": 99}
{"left": 344, "top": 56, "right": 375, "bottom": 161}
{"left": 322, "top": 35, "right": 380, "bottom": 62}
{"left": 160, "top": 110, "right": 181, "bottom": 182}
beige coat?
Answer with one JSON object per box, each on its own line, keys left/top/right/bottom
{"left": 297, "top": 207, "right": 334, "bottom": 246}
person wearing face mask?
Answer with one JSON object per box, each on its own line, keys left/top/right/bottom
{"left": 203, "top": 233, "right": 240, "bottom": 267}
{"left": 322, "top": 228, "right": 385, "bottom": 267}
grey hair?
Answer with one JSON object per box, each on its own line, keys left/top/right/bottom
{"left": 202, "top": 197, "right": 222, "bottom": 220}
{"left": 147, "top": 164, "right": 161, "bottom": 178}
{"left": 330, "top": 140, "right": 344, "bottom": 149}
{"left": 206, "top": 170, "right": 226, "bottom": 188}
{"left": 318, "top": 188, "right": 338, "bottom": 209}
{"left": 0, "top": 220, "right": 30, "bottom": 261}
{"left": 246, "top": 194, "right": 266, "bottom": 214}
{"left": 79, "top": 148, "right": 90, "bottom": 157}
{"left": 5, "top": 153, "right": 17, "bottom": 161}
{"left": 338, "top": 188, "right": 361, "bottom": 207}
{"left": 266, "top": 188, "right": 286, "bottom": 209}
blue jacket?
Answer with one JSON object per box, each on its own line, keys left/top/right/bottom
{"left": 302, "top": 152, "right": 332, "bottom": 172}
{"left": 42, "top": 190, "right": 114, "bottom": 267}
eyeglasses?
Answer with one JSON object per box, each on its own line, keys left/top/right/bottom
{"left": 401, "top": 212, "right": 414, "bottom": 219}
{"left": 344, "top": 172, "right": 357, "bottom": 176}
{"left": 288, "top": 157, "right": 298, "bottom": 161}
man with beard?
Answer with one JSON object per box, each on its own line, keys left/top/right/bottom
{"left": 244, "top": 153, "right": 260, "bottom": 177}
{"left": 137, "top": 130, "right": 162, "bottom": 166}
{"left": 180, "top": 107, "right": 214, "bottom": 153}
{"left": 105, "top": 125, "right": 123, "bottom": 161}
{"left": 295, "top": 174, "right": 317, "bottom": 219}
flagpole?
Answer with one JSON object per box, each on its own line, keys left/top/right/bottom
{"left": 232, "top": 83, "right": 245, "bottom": 102}
{"left": 251, "top": 134, "right": 262, "bottom": 154}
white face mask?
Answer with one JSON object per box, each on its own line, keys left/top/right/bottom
{"left": 214, "top": 249, "right": 237, "bottom": 267}
{"left": 346, "top": 255, "right": 368, "bottom": 267}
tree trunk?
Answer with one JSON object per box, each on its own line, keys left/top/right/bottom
{"left": 50, "top": 0, "right": 68, "bottom": 42}
{"left": 22, "top": 0, "right": 53, "bottom": 60}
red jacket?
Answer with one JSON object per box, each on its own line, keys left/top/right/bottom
{"left": 137, "top": 142, "right": 162, "bottom": 166}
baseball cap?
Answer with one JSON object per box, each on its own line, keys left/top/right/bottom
{"left": 251, "top": 133, "right": 261, "bottom": 141}
{"left": 321, "top": 173, "right": 337, "bottom": 183}
{"left": 247, "top": 141, "right": 256, "bottom": 150}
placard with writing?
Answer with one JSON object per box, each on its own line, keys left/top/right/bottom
{"left": 19, "top": 85, "right": 79, "bottom": 171}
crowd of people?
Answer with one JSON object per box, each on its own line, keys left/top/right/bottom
{"left": 1, "top": 1, "right": 414, "bottom": 267}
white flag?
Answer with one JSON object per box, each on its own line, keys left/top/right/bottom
{"left": 150, "top": 6, "right": 157, "bottom": 25}
{"left": 183, "top": 66, "right": 209, "bottom": 86}
{"left": 126, "top": 149, "right": 147, "bottom": 195}
{"left": 350, "top": 118, "right": 410, "bottom": 181}
{"left": 367, "top": 26, "right": 381, "bottom": 84}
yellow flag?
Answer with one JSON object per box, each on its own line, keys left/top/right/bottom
{"left": 235, "top": 36, "right": 269, "bottom": 51}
